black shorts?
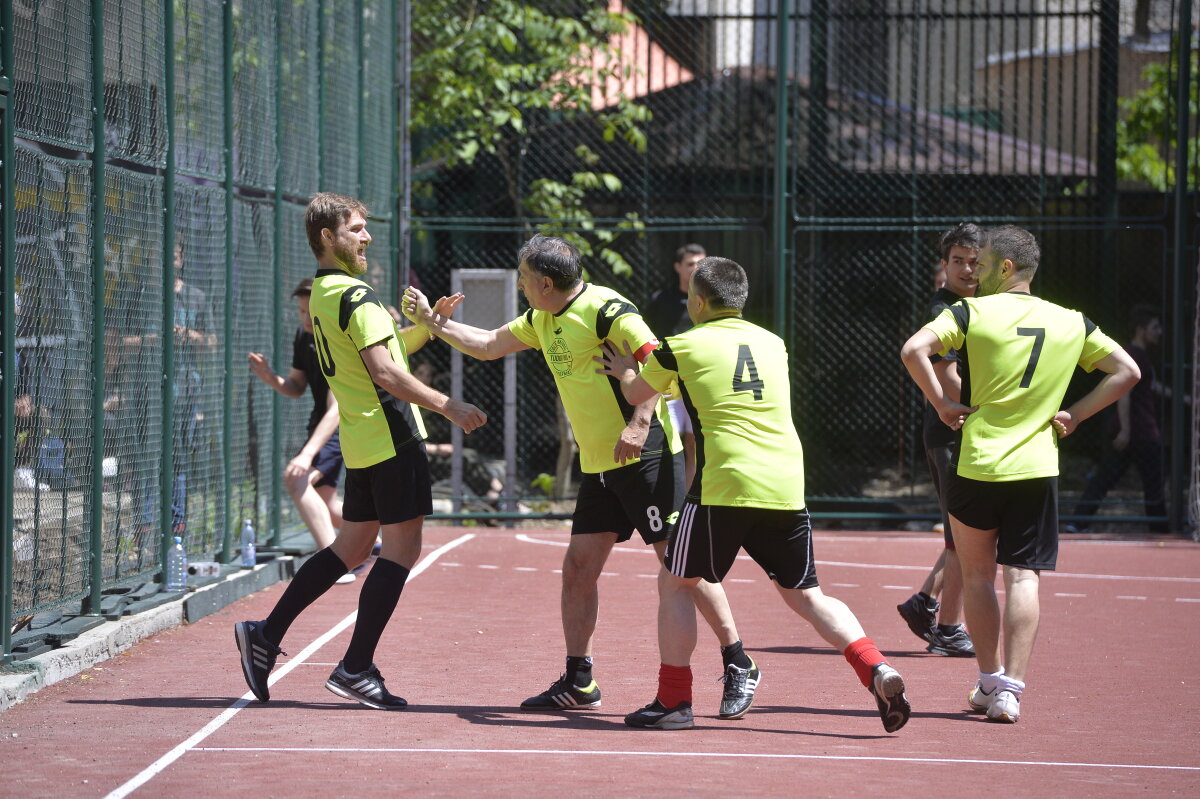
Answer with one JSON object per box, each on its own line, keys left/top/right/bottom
{"left": 572, "top": 450, "right": 684, "bottom": 544}
{"left": 667, "top": 502, "right": 820, "bottom": 589}
{"left": 342, "top": 443, "right": 433, "bottom": 525}
{"left": 310, "top": 431, "right": 344, "bottom": 489}
{"left": 925, "top": 442, "right": 955, "bottom": 548}
{"left": 945, "top": 472, "right": 1059, "bottom": 570}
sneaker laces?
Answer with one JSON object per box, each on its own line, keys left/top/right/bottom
{"left": 718, "top": 665, "right": 749, "bottom": 693}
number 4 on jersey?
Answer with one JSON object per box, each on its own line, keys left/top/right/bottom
{"left": 732, "top": 344, "right": 764, "bottom": 400}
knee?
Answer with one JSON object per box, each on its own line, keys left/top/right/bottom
{"left": 561, "top": 553, "right": 602, "bottom": 586}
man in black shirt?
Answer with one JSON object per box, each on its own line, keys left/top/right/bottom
{"left": 897, "top": 224, "right": 979, "bottom": 657}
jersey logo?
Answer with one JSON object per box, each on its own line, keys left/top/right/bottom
{"left": 666, "top": 511, "right": 679, "bottom": 526}
{"left": 548, "top": 335, "right": 573, "bottom": 377}
{"left": 596, "top": 299, "right": 636, "bottom": 339}
{"left": 339, "top": 283, "right": 382, "bottom": 331}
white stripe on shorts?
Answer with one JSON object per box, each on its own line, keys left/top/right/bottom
{"left": 671, "top": 501, "right": 697, "bottom": 577}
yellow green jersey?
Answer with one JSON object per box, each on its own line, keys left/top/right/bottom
{"left": 639, "top": 316, "right": 805, "bottom": 509}
{"left": 924, "top": 291, "right": 1119, "bottom": 482}
{"left": 309, "top": 269, "right": 427, "bottom": 469}
{"left": 507, "top": 283, "right": 680, "bottom": 474}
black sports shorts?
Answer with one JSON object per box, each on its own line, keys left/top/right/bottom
{"left": 572, "top": 449, "right": 684, "bottom": 545}
{"left": 342, "top": 442, "right": 433, "bottom": 526}
{"left": 310, "top": 430, "right": 344, "bottom": 489}
{"left": 667, "top": 502, "right": 820, "bottom": 589}
{"left": 946, "top": 471, "right": 1059, "bottom": 571}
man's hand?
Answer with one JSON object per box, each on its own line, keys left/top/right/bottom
{"left": 1051, "top": 410, "right": 1077, "bottom": 439}
{"left": 594, "top": 339, "right": 638, "bottom": 381}
{"left": 443, "top": 398, "right": 487, "bottom": 433}
{"left": 936, "top": 399, "right": 977, "bottom": 430}
{"left": 247, "top": 351, "right": 273, "bottom": 381}
{"left": 1113, "top": 427, "right": 1130, "bottom": 452}
{"left": 614, "top": 417, "right": 649, "bottom": 465}
{"left": 284, "top": 456, "right": 312, "bottom": 481}
{"left": 403, "top": 286, "right": 464, "bottom": 331}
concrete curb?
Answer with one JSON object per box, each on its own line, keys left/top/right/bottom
{"left": 0, "top": 551, "right": 309, "bottom": 713}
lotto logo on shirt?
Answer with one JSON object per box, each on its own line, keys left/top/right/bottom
{"left": 548, "top": 336, "right": 573, "bottom": 377}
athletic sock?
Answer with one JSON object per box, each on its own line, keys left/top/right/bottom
{"left": 917, "top": 592, "right": 940, "bottom": 611}
{"left": 566, "top": 655, "right": 594, "bottom": 687}
{"left": 658, "top": 663, "right": 692, "bottom": 708}
{"left": 937, "top": 623, "right": 963, "bottom": 635}
{"left": 720, "top": 640, "right": 753, "bottom": 670}
{"left": 341, "top": 558, "right": 410, "bottom": 674}
{"left": 997, "top": 675, "right": 1025, "bottom": 697}
{"left": 978, "top": 667, "right": 1006, "bottom": 693}
{"left": 843, "top": 637, "right": 886, "bottom": 688}
{"left": 262, "top": 547, "right": 349, "bottom": 645}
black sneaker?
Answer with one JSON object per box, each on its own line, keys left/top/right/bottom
{"left": 519, "top": 673, "right": 602, "bottom": 710}
{"left": 325, "top": 661, "right": 408, "bottom": 710}
{"left": 624, "top": 698, "right": 695, "bottom": 730}
{"left": 717, "top": 659, "right": 762, "bottom": 720}
{"left": 926, "top": 624, "right": 975, "bottom": 657}
{"left": 896, "top": 593, "right": 939, "bottom": 645}
{"left": 869, "top": 663, "right": 911, "bottom": 733}
{"left": 234, "top": 620, "right": 285, "bottom": 702}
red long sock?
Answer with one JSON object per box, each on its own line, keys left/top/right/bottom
{"left": 658, "top": 663, "right": 693, "bottom": 708}
{"left": 843, "top": 637, "right": 885, "bottom": 688}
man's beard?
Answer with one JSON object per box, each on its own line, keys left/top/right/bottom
{"left": 335, "top": 243, "right": 367, "bottom": 275}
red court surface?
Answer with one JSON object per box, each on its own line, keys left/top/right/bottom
{"left": 2, "top": 527, "right": 1199, "bottom": 797}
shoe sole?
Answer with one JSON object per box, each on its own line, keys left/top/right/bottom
{"left": 926, "top": 644, "right": 976, "bottom": 657}
{"left": 325, "top": 679, "right": 407, "bottom": 710}
{"left": 718, "top": 672, "right": 761, "bottom": 720}
{"left": 986, "top": 707, "right": 1019, "bottom": 723}
{"left": 873, "top": 670, "right": 911, "bottom": 733}
{"left": 625, "top": 715, "right": 695, "bottom": 730}
{"left": 519, "top": 698, "right": 602, "bottom": 711}
{"left": 234, "top": 623, "right": 269, "bottom": 703}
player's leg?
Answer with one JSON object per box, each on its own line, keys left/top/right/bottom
{"left": 752, "top": 509, "right": 908, "bottom": 733}
{"left": 560, "top": 531, "right": 617, "bottom": 658}
{"left": 898, "top": 442, "right": 951, "bottom": 643}
{"left": 1131, "top": 439, "right": 1168, "bottom": 531}
{"left": 651, "top": 538, "right": 738, "bottom": 646}
{"left": 999, "top": 565, "right": 1040, "bottom": 684}
{"left": 949, "top": 514, "right": 1001, "bottom": 672}
{"left": 287, "top": 466, "right": 337, "bottom": 549}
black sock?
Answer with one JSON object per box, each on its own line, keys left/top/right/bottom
{"left": 262, "top": 547, "right": 349, "bottom": 645}
{"left": 938, "top": 623, "right": 962, "bottom": 635}
{"left": 721, "top": 640, "right": 753, "bottom": 669}
{"left": 917, "top": 592, "right": 940, "bottom": 610}
{"left": 342, "top": 558, "right": 410, "bottom": 674}
{"left": 566, "top": 655, "right": 593, "bottom": 686}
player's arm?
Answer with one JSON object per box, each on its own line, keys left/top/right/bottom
{"left": 287, "top": 389, "right": 339, "bottom": 480}
{"left": 396, "top": 294, "right": 462, "bottom": 354}
{"left": 595, "top": 340, "right": 659, "bottom": 406}
{"left": 932, "top": 357, "right": 961, "bottom": 403}
{"left": 402, "top": 287, "right": 528, "bottom": 361}
{"left": 247, "top": 354, "right": 307, "bottom": 399}
{"left": 1052, "top": 348, "right": 1140, "bottom": 439}
{"left": 359, "top": 343, "right": 487, "bottom": 433}
{"left": 1113, "top": 393, "right": 1132, "bottom": 451}
{"left": 901, "top": 328, "right": 976, "bottom": 430}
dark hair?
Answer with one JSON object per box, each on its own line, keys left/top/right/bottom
{"left": 305, "top": 193, "right": 369, "bottom": 258}
{"left": 517, "top": 234, "right": 581, "bottom": 291}
{"left": 674, "top": 242, "right": 706, "bottom": 263}
{"left": 292, "top": 276, "right": 314, "bottom": 297}
{"left": 1130, "top": 304, "right": 1161, "bottom": 334}
{"left": 692, "top": 256, "right": 748, "bottom": 311}
{"left": 982, "top": 225, "right": 1040, "bottom": 278}
{"left": 938, "top": 222, "right": 982, "bottom": 262}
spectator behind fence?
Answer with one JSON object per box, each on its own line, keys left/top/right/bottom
{"left": 1067, "top": 305, "right": 1170, "bottom": 533}
{"left": 247, "top": 276, "right": 358, "bottom": 583}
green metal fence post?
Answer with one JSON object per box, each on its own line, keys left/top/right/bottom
{"left": 160, "top": 0, "right": 178, "bottom": 583}
{"left": 270, "top": 0, "right": 283, "bottom": 547}
{"left": 318, "top": 0, "right": 327, "bottom": 190}
{"left": 1, "top": 0, "right": 16, "bottom": 662}
{"left": 1097, "top": 0, "right": 1119, "bottom": 327}
{"left": 772, "top": 0, "right": 792, "bottom": 339}
{"left": 396, "top": 0, "right": 409, "bottom": 289}
{"left": 221, "top": 0, "right": 235, "bottom": 562}
{"left": 1170, "top": 0, "right": 1194, "bottom": 533}
{"left": 83, "top": 0, "right": 107, "bottom": 616}
{"left": 356, "top": 0, "right": 365, "bottom": 203}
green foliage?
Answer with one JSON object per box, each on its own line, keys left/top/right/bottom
{"left": 411, "top": 0, "right": 651, "bottom": 265}
{"left": 1116, "top": 45, "right": 1199, "bottom": 191}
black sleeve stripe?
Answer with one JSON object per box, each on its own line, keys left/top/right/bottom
{"left": 949, "top": 300, "right": 970, "bottom": 334}
{"left": 524, "top": 308, "right": 534, "bottom": 325}
{"left": 595, "top": 299, "right": 638, "bottom": 340}
{"left": 1082, "top": 314, "right": 1097, "bottom": 337}
{"left": 654, "top": 338, "right": 678, "bottom": 372}
{"left": 339, "top": 284, "right": 382, "bottom": 331}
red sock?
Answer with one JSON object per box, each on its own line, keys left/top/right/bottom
{"left": 843, "top": 637, "right": 885, "bottom": 687}
{"left": 658, "top": 663, "right": 693, "bottom": 708}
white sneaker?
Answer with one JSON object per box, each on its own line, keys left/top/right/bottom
{"left": 335, "top": 572, "right": 357, "bottom": 584}
{"left": 968, "top": 680, "right": 997, "bottom": 713}
{"left": 986, "top": 690, "right": 1020, "bottom": 723}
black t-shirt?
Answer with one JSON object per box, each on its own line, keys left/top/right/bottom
{"left": 291, "top": 327, "right": 331, "bottom": 435}
{"left": 922, "top": 288, "right": 964, "bottom": 449}
{"left": 643, "top": 285, "right": 691, "bottom": 340}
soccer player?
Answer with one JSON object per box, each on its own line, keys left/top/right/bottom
{"left": 402, "top": 235, "right": 758, "bottom": 719}
{"left": 897, "top": 223, "right": 979, "bottom": 657}
{"left": 642, "top": 243, "right": 705, "bottom": 488}
{"left": 235, "top": 193, "right": 487, "bottom": 709}
{"left": 598, "top": 256, "right": 911, "bottom": 732}
{"left": 247, "top": 277, "right": 358, "bottom": 583}
{"left": 901, "top": 225, "right": 1139, "bottom": 723}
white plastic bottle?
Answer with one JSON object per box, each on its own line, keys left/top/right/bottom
{"left": 240, "top": 519, "right": 256, "bottom": 568}
{"left": 166, "top": 536, "right": 188, "bottom": 590}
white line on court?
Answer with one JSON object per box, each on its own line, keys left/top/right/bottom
{"left": 187, "top": 746, "right": 1200, "bottom": 772}
{"left": 1176, "top": 597, "right": 1200, "bottom": 603}
{"left": 104, "top": 534, "right": 477, "bottom": 799}
{"left": 1054, "top": 593, "right": 1087, "bottom": 598}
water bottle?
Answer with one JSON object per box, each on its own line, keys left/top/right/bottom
{"left": 165, "top": 536, "right": 188, "bottom": 590}
{"left": 240, "top": 519, "right": 256, "bottom": 568}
